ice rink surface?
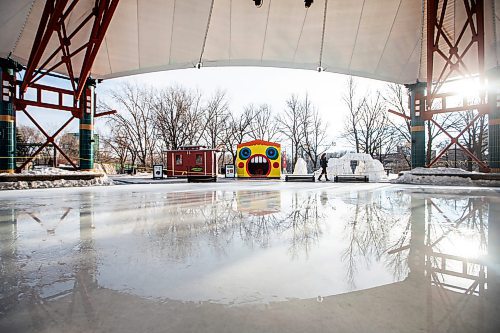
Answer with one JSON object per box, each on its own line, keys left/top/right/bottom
{"left": 1, "top": 181, "right": 499, "bottom": 332}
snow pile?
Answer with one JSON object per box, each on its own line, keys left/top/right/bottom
{"left": 400, "top": 167, "right": 469, "bottom": 175}
{"left": 321, "top": 153, "right": 387, "bottom": 182}
{"left": 392, "top": 167, "right": 498, "bottom": 186}
{"left": 0, "top": 167, "right": 114, "bottom": 190}
{"left": 19, "top": 167, "right": 90, "bottom": 176}
{"left": 97, "top": 163, "right": 118, "bottom": 175}
{"left": 293, "top": 158, "right": 309, "bottom": 175}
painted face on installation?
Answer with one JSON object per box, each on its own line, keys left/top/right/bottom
{"left": 236, "top": 141, "right": 281, "bottom": 178}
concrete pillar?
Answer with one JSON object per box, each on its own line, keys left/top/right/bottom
{"left": 0, "top": 59, "right": 16, "bottom": 173}
{"left": 488, "top": 67, "right": 500, "bottom": 173}
{"left": 79, "top": 79, "right": 95, "bottom": 171}
{"left": 407, "top": 82, "right": 427, "bottom": 168}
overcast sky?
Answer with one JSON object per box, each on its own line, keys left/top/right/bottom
{"left": 17, "top": 66, "right": 393, "bottom": 152}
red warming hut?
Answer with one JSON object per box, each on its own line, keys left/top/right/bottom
{"left": 165, "top": 146, "right": 218, "bottom": 178}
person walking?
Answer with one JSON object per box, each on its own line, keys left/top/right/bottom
{"left": 317, "top": 153, "right": 329, "bottom": 181}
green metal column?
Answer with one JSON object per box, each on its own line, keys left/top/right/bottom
{"left": 488, "top": 198, "right": 499, "bottom": 303}
{"left": 0, "top": 59, "right": 16, "bottom": 173}
{"left": 79, "top": 79, "right": 95, "bottom": 171}
{"left": 408, "top": 195, "right": 425, "bottom": 281}
{"left": 488, "top": 67, "right": 500, "bottom": 173}
{"left": 408, "top": 82, "right": 427, "bottom": 169}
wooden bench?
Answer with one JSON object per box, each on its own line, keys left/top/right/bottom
{"left": 285, "top": 175, "right": 316, "bottom": 182}
{"left": 187, "top": 175, "right": 217, "bottom": 183}
{"left": 334, "top": 175, "right": 369, "bottom": 183}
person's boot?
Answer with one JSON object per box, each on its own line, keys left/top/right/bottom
{"left": 318, "top": 175, "right": 322, "bottom": 181}
{"left": 325, "top": 177, "right": 329, "bottom": 181}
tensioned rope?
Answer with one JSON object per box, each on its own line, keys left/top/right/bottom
{"left": 318, "top": 0, "right": 329, "bottom": 70}
{"left": 417, "top": 0, "right": 426, "bottom": 80}
{"left": 374, "top": 0, "right": 403, "bottom": 74}
{"left": 11, "top": 0, "right": 36, "bottom": 55}
{"left": 199, "top": 0, "right": 216, "bottom": 66}
{"left": 348, "top": 0, "right": 366, "bottom": 72}
{"left": 168, "top": 0, "right": 177, "bottom": 65}
{"left": 293, "top": 7, "right": 309, "bottom": 62}
{"left": 261, "top": 0, "right": 273, "bottom": 61}
{"left": 229, "top": 0, "right": 232, "bottom": 61}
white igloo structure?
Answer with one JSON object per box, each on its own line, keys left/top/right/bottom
{"left": 293, "top": 158, "right": 309, "bottom": 175}
{"left": 321, "top": 153, "right": 387, "bottom": 182}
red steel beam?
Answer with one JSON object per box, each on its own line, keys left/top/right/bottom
{"left": 17, "top": 112, "right": 77, "bottom": 171}
{"left": 388, "top": 109, "right": 411, "bottom": 120}
{"left": 424, "top": 0, "right": 489, "bottom": 171}
{"left": 21, "top": 0, "right": 70, "bottom": 93}
{"left": 15, "top": 81, "right": 80, "bottom": 115}
{"left": 21, "top": 0, "right": 120, "bottom": 100}
{"left": 76, "top": 0, "right": 120, "bottom": 99}
{"left": 95, "top": 110, "right": 117, "bottom": 117}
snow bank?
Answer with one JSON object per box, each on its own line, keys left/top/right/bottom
{"left": 0, "top": 167, "right": 114, "bottom": 190}
{"left": 392, "top": 167, "right": 499, "bottom": 187}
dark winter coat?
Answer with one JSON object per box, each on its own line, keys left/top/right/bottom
{"left": 320, "top": 156, "right": 328, "bottom": 168}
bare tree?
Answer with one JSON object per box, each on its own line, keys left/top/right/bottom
{"left": 100, "top": 125, "right": 130, "bottom": 173}
{"left": 16, "top": 125, "right": 45, "bottom": 160}
{"left": 383, "top": 83, "right": 412, "bottom": 167}
{"left": 153, "top": 86, "right": 204, "bottom": 150}
{"left": 57, "top": 132, "right": 79, "bottom": 165}
{"left": 199, "top": 90, "right": 229, "bottom": 149}
{"left": 344, "top": 90, "right": 398, "bottom": 158}
{"left": 343, "top": 77, "right": 364, "bottom": 153}
{"left": 101, "top": 83, "right": 157, "bottom": 168}
{"left": 300, "top": 99, "right": 330, "bottom": 169}
{"left": 247, "top": 104, "right": 280, "bottom": 142}
{"left": 223, "top": 107, "right": 254, "bottom": 164}
{"left": 276, "top": 94, "right": 306, "bottom": 166}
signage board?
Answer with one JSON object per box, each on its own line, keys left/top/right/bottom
{"left": 153, "top": 165, "right": 164, "bottom": 179}
{"left": 225, "top": 164, "right": 235, "bottom": 178}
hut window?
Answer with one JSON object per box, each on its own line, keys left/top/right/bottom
{"left": 196, "top": 154, "right": 203, "bottom": 165}
{"left": 175, "top": 154, "right": 182, "bottom": 165}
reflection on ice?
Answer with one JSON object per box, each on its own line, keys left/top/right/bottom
{"left": 0, "top": 185, "right": 499, "bottom": 332}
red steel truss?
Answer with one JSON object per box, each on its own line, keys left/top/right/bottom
{"left": 20, "top": 0, "right": 119, "bottom": 99}
{"left": 13, "top": 0, "right": 119, "bottom": 171}
{"left": 425, "top": 0, "right": 489, "bottom": 170}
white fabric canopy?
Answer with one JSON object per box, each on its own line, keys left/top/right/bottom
{"left": 0, "top": 0, "right": 498, "bottom": 84}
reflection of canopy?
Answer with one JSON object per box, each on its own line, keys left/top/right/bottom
{"left": 0, "top": 1, "right": 499, "bottom": 84}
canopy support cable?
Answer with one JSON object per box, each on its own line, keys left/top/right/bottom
{"left": 199, "top": 0, "right": 216, "bottom": 65}
{"left": 318, "top": 0, "right": 329, "bottom": 69}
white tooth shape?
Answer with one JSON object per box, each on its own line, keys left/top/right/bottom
{"left": 259, "top": 156, "right": 263, "bottom": 163}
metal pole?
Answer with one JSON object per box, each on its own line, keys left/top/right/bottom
{"left": 0, "top": 59, "right": 16, "bottom": 173}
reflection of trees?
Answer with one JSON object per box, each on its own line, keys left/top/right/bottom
{"left": 134, "top": 190, "right": 326, "bottom": 261}
{"left": 341, "top": 191, "right": 409, "bottom": 288}
{"left": 283, "top": 193, "right": 323, "bottom": 259}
